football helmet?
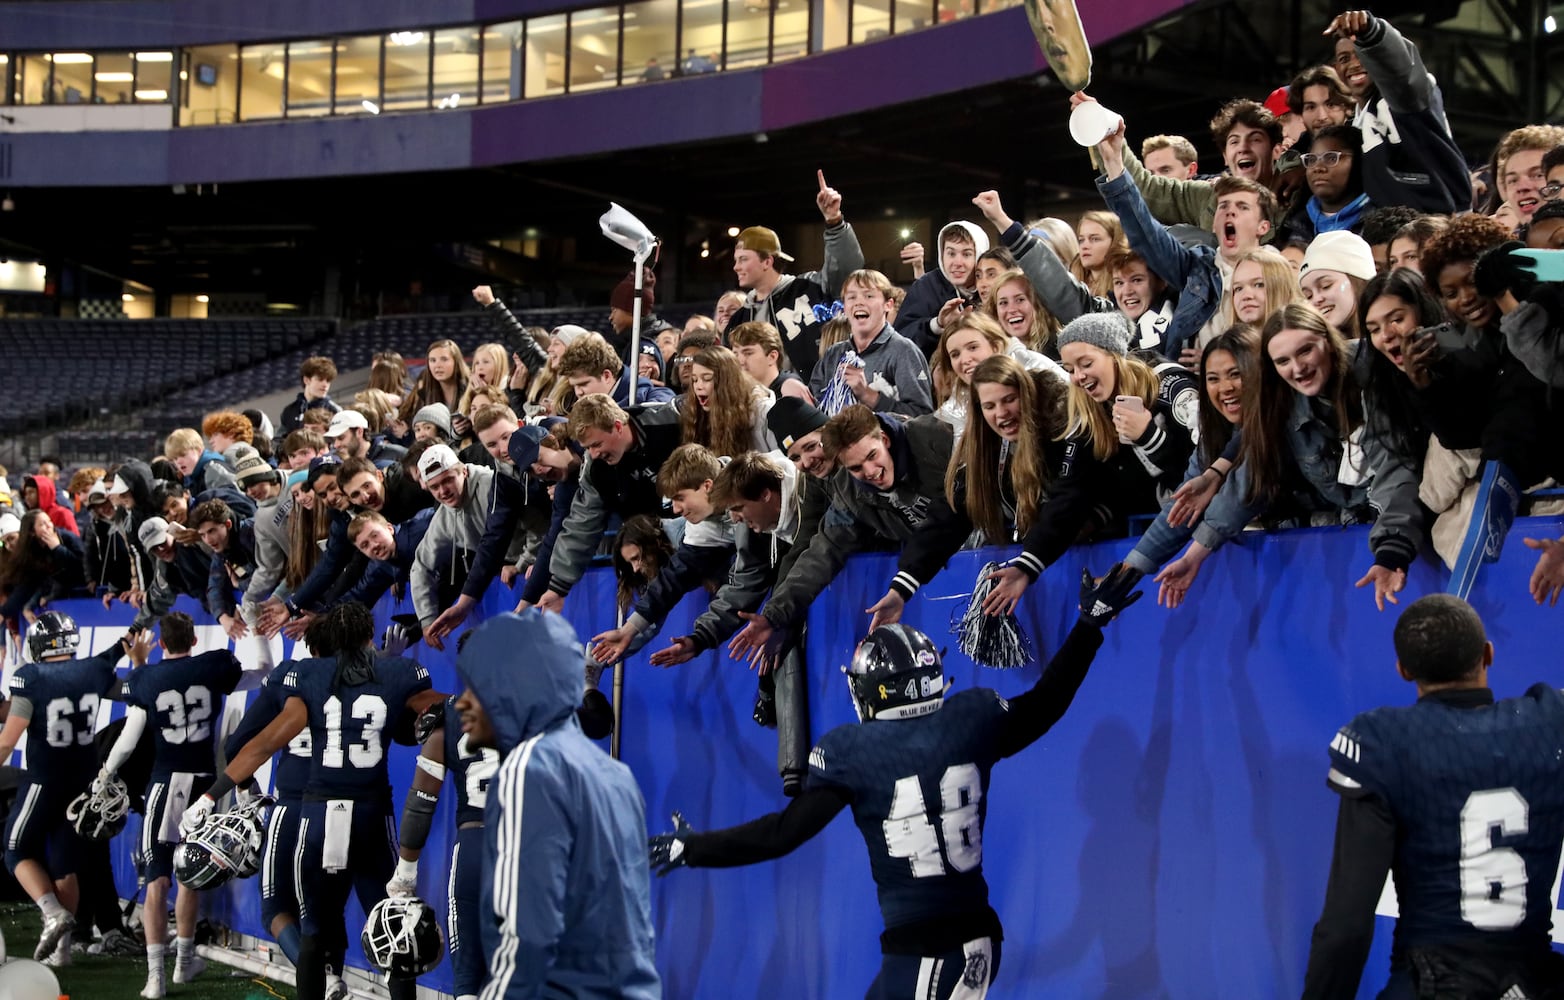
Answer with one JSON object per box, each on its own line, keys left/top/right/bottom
{"left": 66, "top": 777, "right": 131, "bottom": 841}
{"left": 175, "top": 797, "right": 270, "bottom": 890}
{"left": 362, "top": 896, "right": 445, "bottom": 978}
{"left": 845, "top": 624, "right": 948, "bottom": 722}
{"left": 27, "top": 611, "right": 80, "bottom": 662}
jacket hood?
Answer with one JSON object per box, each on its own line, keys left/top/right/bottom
{"left": 937, "top": 221, "right": 990, "bottom": 289}
{"left": 117, "top": 460, "right": 156, "bottom": 509}
{"left": 24, "top": 475, "right": 61, "bottom": 512}
{"left": 457, "top": 610, "right": 584, "bottom": 752}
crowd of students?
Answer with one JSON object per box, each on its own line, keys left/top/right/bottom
{"left": 0, "top": 7, "right": 1562, "bottom": 998}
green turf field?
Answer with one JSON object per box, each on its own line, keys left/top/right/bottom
{"left": 0, "top": 903, "right": 293, "bottom": 1000}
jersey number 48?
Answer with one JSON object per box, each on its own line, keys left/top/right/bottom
{"left": 883, "top": 763, "right": 984, "bottom": 877}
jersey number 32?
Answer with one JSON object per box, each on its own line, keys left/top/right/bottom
{"left": 883, "top": 763, "right": 984, "bottom": 877}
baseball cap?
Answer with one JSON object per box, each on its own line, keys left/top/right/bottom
{"left": 735, "top": 226, "right": 795, "bottom": 263}
{"left": 507, "top": 425, "right": 552, "bottom": 471}
{"left": 0, "top": 512, "right": 20, "bottom": 538}
{"left": 106, "top": 473, "right": 132, "bottom": 497}
{"left": 87, "top": 478, "right": 109, "bottom": 502}
{"left": 137, "top": 516, "right": 174, "bottom": 551}
{"left": 418, "top": 444, "right": 462, "bottom": 484}
{"left": 1264, "top": 85, "right": 1292, "bottom": 119}
{"left": 303, "top": 454, "right": 341, "bottom": 490}
{"left": 324, "top": 409, "right": 369, "bottom": 439}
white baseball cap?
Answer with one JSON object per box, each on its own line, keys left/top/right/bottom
{"left": 137, "top": 516, "right": 173, "bottom": 550}
{"left": 418, "top": 444, "right": 462, "bottom": 484}
{"left": 106, "top": 473, "right": 132, "bottom": 497}
{"left": 324, "top": 409, "right": 369, "bottom": 439}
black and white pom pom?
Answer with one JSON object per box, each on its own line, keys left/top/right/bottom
{"left": 951, "top": 561, "right": 1033, "bottom": 670}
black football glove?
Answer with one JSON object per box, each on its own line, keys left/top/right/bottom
{"left": 1473, "top": 241, "right": 1538, "bottom": 301}
{"left": 1078, "top": 563, "right": 1144, "bottom": 627}
{"left": 380, "top": 614, "right": 424, "bottom": 655}
{"left": 413, "top": 701, "right": 446, "bottom": 744}
{"left": 648, "top": 811, "right": 695, "bottom": 877}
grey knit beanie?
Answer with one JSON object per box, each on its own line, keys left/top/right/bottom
{"left": 1056, "top": 312, "right": 1133, "bottom": 357}
{"left": 412, "top": 402, "right": 455, "bottom": 440}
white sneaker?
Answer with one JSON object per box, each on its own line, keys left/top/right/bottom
{"left": 34, "top": 910, "right": 75, "bottom": 962}
{"left": 172, "top": 953, "right": 206, "bottom": 984}
{"left": 325, "top": 975, "right": 350, "bottom": 1000}
{"left": 141, "top": 967, "right": 167, "bottom": 999}
{"left": 42, "top": 932, "right": 72, "bottom": 968}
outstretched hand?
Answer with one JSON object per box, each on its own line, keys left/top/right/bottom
{"left": 1523, "top": 537, "right": 1564, "bottom": 606}
{"left": 1079, "top": 564, "right": 1145, "bottom": 626}
{"left": 816, "top": 170, "right": 844, "bottom": 224}
{"left": 1323, "top": 10, "right": 1372, "bottom": 38}
{"left": 1354, "top": 565, "right": 1407, "bottom": 612}
{"left": 867, "top": 591, "right": 905, "bottom": 632}
{"left": 728, "top": 611, "right": 785, "bottom": 672}
{"left": 648, "top": 811, "right": 695, "bottom": 877}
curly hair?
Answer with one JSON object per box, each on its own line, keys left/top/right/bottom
{"left": 201, "top": 411, "right": 254, "bottom": 446}
{"left": 1209, "top": 98, "right": 1282, "bottom": 148}
{"left": 1418, "top": 214, "right": 1512, "bottom": 289}
{"left": 678, "top": 345, "right": 765, "bottom": 459}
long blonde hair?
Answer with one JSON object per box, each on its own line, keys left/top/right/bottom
{"left": 1061, "top": 348, "right": 1162, "bottom": 461}
{"left": 979, "top": 269, "right": 1059, "bottom": 355}
{"left": 469, "top": 342, "right": 511, "bottom": 389}
{"left": 1220, "top": 246, "right": 1303, "bottom": 331}
{"left": 1069, "top": 211, "right": 1129, "bottom": 300}
{"left": 934, "top": 311, "right": 1011, "bottom": 406}
{"left": 946, "top": 355, "right": 1067, "bottom": 538}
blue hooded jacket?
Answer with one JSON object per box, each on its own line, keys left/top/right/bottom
{"left": 458, "top": 612, "right": 661, "bottom": 1000}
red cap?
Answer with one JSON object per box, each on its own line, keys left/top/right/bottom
{"left": 1264, "top": 86, "right": 1292, "bottom": 119}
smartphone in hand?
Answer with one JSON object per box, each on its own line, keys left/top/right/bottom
{"left": 1114, "top": 395, "right": 1147, "bottom": 413}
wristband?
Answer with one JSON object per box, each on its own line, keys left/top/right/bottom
{"left": 1208, "top": 465, "right": 1228, "bottom": 481}
{"left": 206, "top": 774, "right": 238, "bottom": 802}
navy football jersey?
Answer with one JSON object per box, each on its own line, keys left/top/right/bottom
{"left": 10, "top": 653, "right": 118, "bottom": 780}
{"left": 1327, "top": 684, "right": 1564, "bottom": 958}
{"left": 284, "top": 655, "right": 431, "bottom": 800}
{"left": 126, "top": 649, "right": 243, "bottom": 778}
{"left": 441, "top": 695, "right": 500, "bottom": 827}
{"left": 225, "top": 660, "right": 312, "bottom": 799}
{"left": 807, "top": 687, "right": 1007, "bottom": 931}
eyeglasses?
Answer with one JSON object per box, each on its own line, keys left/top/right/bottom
{"left": 1301, "top": 151, "right": 1349, "bottom": 169}
{"left": 674, "top": 356, "right": 696, "bottom": 365}
{"left": 1542, "top": 181, "right": 1564, "bottom": 200}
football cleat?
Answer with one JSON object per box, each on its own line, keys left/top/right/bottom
{"left": 362, "top": 896, "right": 445, "bottom": 978}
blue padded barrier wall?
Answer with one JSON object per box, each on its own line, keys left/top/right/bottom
{"left": 35, "top": 515, "right": 1564, "bottom": 999}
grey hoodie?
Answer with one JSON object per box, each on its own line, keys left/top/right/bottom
{"left": 411, "top": 463, "right": 496, "bottom": 627}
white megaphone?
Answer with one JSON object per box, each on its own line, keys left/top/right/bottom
{"left": 599, "top": 203, "right": 657, "bottom": 258}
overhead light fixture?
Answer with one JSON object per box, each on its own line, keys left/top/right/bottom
{"left": 134, "top": 89, "right": 168, "bottom": 101}
{"left": 196, "top": 294, "right": 210, "bottom": 303}
{"left": 700, "top": 238, "right": 711, "bottom": 259}
{"left": 726, "top": 226, "right": 740, "bottom": 237}
{"left": 437, "top": 92, "right": 462, "bottom": 109}
{"left": 122, "top": 293, "right": 135, "bottom": 302}
{"left": 135, "top": 52, "right": 173, "bottom": 62}
{"left": 1547, "top": 14, "right": 1558, "bottom": 31}
{"left": 388, "top": 31, "right": 427, "bottom": 46}
{"left": 362, "top": 99, "right": 381, "bottom": 114}
{"left": 95, "top": 71, "right": 134, "bottom": 83}
{"left": 50, "top": 53, "right": 93, "bottom": 64}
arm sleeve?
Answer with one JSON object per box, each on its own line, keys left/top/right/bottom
{"left": 774, "top": 479, "right": 828, "bottom": 584}
{"left": 545, "top": 465, "right": 609, "bottom": 597}
{"left": 103, "top": 705, "right": 148, "bottom": 777}
{"left": 1361, "top": 414, "right": 1426, "bottom": 572}
{"left": 1131, "top": 409, "right": 1198, "bottom": 484}
{"left": 1299, "top": 794, "right": 1396, "bottom": 1000}
{"left": 1124, "top": 451, "right": 1204, "bottom": 575}
{"left": 486, "top": 299, "right": 548, "bottom": 374}
{"left": 1094, "top": 145, "right": 1214, "bottom": 228}
{"left": 520, "top": 478, "right": 579, "bottom": 605}
{"left": 688, "top": 527, "right": 777, "bottom": 651}
{"left": 1191, "top": 463, "right": 1264, "bottom": 553}
{"left": 872, "top": 346, "right": 934, "bottom": 417}
{"left": 1003, "top": 222, "right": 1110, "bottom": 324}
{"left": 995, "top": 621, "right": 1106, "bottom": 757}
{"left": 287, "top": 515, "right": 352, "bottom": 612}
{"left": 241, "top": 519, "right": 288, "bottom": 620}
{"left": 483, "top": 757, "right": 572, "bottom": 999}
{"left": 889, "top": 497, "right": 972, "bottom": 599}
{"left": 627, "top": 538, "right": 736, "bottom": 633}
{"left": 334, "top": 558, "right": 400, "bottom": 612}
{"left": 1353, "top": 15, "right": 1434, "bottom": 114}
{"left": 761, "top": 505, "right": 863, "bottom": 629}
{"left": 207, "top": 551, "right": 236, "bottom": 618}
{"left": 817, "top": 221, "right": 865, "bottom": 301}
{"left": 410, "top": 528, "right": 442, "bottom": 628}
{"left": 682, "top": 786, "right": 850, "bottom": 868}
{"left": 1097, "top": 170, "right": 1200, "bottom": 296}
{"left": 1013, "top": 440, "right": 1105, "bottom": 581}
{"left": 461, "top": 472, "right": 523, "bottom": 600}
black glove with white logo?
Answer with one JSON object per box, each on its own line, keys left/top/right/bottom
{"left": 1078, "top": 563, "right": 1144, "bottom": 627}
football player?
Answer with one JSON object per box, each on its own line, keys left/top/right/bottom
{"left": 182, "top": 602, "right": 443, "bottom": 1000}
{"left": 384, "top": 676, "right": 500, "bottom": 1000}
{"left": 1302, "top": 594, "right": 1564, "bottom": 998}
{"left": 97, "top": 611, "right": 257, "bottom": 997}
{"left": 650, "top": 565, "right": 1141, "bottom": 998}
{"left": 0, "top": 611, "right": 125, "bottom": 965}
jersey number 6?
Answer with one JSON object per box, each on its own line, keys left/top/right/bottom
{"left": 1460, "top": 787, "right": 1528, "bottom": 931}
